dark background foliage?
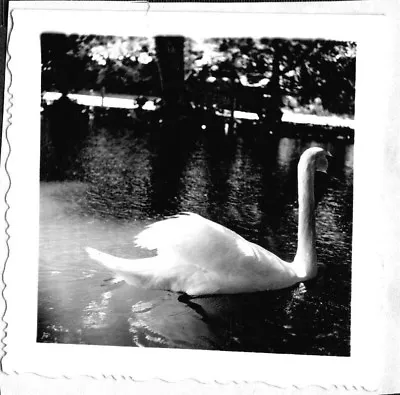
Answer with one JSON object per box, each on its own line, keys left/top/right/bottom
{"left": 41, "top": 33, "right": 356, "bottom": 116}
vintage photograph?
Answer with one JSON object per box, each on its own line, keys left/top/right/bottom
{"left": 37, "top": 32, "right": 355, "bottom": 356}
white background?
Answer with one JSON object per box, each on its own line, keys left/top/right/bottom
{"left": 1, "top": 1, "right": 399, "bottom": 394}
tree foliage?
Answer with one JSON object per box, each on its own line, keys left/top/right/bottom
{"left": 41, "top": 33, "right": 160, "bottom": 95}
{"left": 41, "top": 33, "right": 356, "bottom": 116}
{"left": 185, "top": 37, "right": 356, "bottom": 115}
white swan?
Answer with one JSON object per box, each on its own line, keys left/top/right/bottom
{"left": 86, "top": 147, "right": 329, "bottom": 296}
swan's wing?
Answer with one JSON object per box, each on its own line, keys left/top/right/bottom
{"left": 136, "top": 214, "right": 293, "bottom": 295}
{"left": 134, "top": 213, "right": 295, "bottom": 294}
{"left": 134, "top": 213, "right": 256, "bottom": 272}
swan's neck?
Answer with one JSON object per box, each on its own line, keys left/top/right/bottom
{"left": 293, "top": 157, "right": 317, "bottom": 280}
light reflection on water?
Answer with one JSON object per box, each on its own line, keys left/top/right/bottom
{"left": 38, "top": 118, "right": 352, "bottom": 355}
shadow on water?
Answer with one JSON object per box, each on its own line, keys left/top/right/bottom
{"left": 38, "top": 108, "right": 352, "bottom": 356}
{"left": 176, "top": 268, "right": 350, "bottom": 356}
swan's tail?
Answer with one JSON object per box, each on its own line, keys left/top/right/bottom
{"left": 85, "top": 247, "right": 127, "bottom": 271}
{"left": 85, "top": 247, "right": 159, "bottom": 288}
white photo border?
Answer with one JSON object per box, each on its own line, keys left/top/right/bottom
{"left": 0, "top": 2, "right": 389, "bottom": 390}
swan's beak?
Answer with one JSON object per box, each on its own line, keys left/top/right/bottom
{"left": 325, "top": 151, "right": 334, "bottom": 173}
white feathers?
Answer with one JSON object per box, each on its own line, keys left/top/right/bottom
{"left": 85, "top": 148, "right": 328, "bottom": 295}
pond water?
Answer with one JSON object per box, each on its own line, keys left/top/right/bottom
{"left": 38, "top": 110, "right": 352, "bottom": 356}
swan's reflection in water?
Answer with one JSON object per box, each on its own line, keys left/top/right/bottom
{"left": 128, "top": 297, "right": 221, "bottom": 349}
{"left": 122, "top": 261, "right": 349, "bottom": 355}
{"left": 38, "top": 121, "right": 352, "bottom": 356}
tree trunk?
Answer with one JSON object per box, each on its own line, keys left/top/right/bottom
{"left": 155, "top": 36, "right": 185, "bottom": 119}
{"left": 267, "top": 40, "right": 283, "bottom": 123}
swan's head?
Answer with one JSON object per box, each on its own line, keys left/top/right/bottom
{"left": 299, "top": 147, "right": 330, "bottom": 174}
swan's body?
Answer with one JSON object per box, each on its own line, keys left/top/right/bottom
{"left": 86, "top": 147, "right": 329, "bottom": 296}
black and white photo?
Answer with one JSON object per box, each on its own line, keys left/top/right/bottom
{"left": 0, "top": 4, "right": 387, "bottom": 389}
{"left": 38, "top": 32, "right": 354, "bottom": 356}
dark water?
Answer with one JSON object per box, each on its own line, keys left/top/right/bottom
{"left": 38, "top": 109, "right": 352, "bottom": 356}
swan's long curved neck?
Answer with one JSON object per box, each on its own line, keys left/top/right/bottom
{"left": 293, "top": 156, "right": 317, "bottom": 279}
